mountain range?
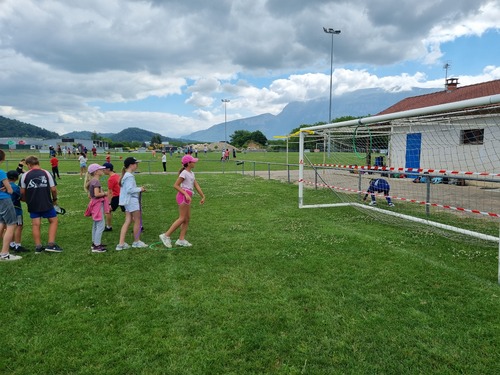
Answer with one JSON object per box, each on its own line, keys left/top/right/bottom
{"left": 183, "top": 87, "right": 438, "bottom": 142}
{"left": 1, "top": 87, "right": 438, "bottom": 143}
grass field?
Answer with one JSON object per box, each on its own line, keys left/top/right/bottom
{"left": 1, "top": 153, "right": 500, "bottom": 374}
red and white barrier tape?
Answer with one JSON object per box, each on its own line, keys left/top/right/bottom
{"left": 300, "top": 179, "right": 500, "bottom": 218}
{"left": 310, "top": 164, "right": 500, "bottom": 178}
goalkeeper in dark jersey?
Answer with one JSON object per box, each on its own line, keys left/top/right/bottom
{"left": 363, "top": 178, "right": 395, "bottom": 207}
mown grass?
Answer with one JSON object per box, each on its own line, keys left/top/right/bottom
{"left": 1, "top": 166, "right": 500, "bottom": 374}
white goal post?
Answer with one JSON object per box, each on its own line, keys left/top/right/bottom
{"left": 298, "top": 94, "right": 500, "bottom": 284}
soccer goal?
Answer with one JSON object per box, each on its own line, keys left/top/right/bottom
{"left": 298, "top": 94, "right": 500, "bottom": 283}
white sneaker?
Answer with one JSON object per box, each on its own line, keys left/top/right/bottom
{"left": 132, "top": 241, "right": 148, "bottom": 248}
{"left": 175, "top": 239, "right": 192, "bottom": 247}
{"left": 159, "top": 234, "right": 172, "bottom": 248}
{"left": 388, "top": 203, "right": 395, "bottom": 207}
{"left": 115, "top": 243, "right": 130, "bottom": 251}
{"left": 369, "top": 201, "right": 377, "bottom": 206}
{"left": 0, "top": 253, "right": 22, "bottom": 261}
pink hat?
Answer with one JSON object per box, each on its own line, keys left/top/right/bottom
{"left": 181, "top": 155, "right": 198, "bottom": 165}
{"left": 88, "top": 163, "right": 106, "bottom": 174}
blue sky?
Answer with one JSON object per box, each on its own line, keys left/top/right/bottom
{"left": 0, "top": 0, "right": 499, "bottom": 138}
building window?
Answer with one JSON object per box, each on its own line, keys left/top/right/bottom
{"left": 460, "top": 129, "right": 484, "bottom": 145}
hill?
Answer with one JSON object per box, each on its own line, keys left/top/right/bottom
{"left": 62, "top": 128, "right": 192, "bottom": 144}
{"left": 183, "top": 87, "right": 438, "bottom": 141}
{"left": 0, "top": 116, "right": 59, "bottom": 139}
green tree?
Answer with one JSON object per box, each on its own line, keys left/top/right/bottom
{"left": 150, "top": 133, "right": 162, "bottom": 147}
{"left": 230, "top": 130, "right": 252, "bottom": 148}
{"left": 250, "top": 130, "right": 267, "bottom": 146}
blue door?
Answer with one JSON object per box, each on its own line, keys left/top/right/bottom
{"left": 405, "top": 133, "right": 421, "bottom": 177}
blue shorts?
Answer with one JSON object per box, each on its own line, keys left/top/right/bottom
{"left": 30, "top": 208, "right": 57, "bottom": 219}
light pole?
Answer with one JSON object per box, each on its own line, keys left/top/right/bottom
{"left": 221, "top": 99, "right": 230, "bottom": 148}
{"left": 323, "top": 27, "right": 341, "bottom": 124}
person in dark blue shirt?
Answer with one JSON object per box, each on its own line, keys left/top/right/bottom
{"left": 363, "top": 178, "right": 394, "bottom": 207}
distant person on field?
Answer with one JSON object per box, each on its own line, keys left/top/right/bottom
{"left": 116, "top": 157, "right": 147, "bottom": 250}
{"left": 161, "top": 151, "right": 167, "bottom": 173}
{"left": 363, "top": 178, "right": 394, "bottom": 207}
{"left": 78, "top": 153, "right": 88, "bottom": 179}
{"left": 103, "top": 162, "right": 124, "bottom": 232}
{"left": 84, "top": 163, "right": 109, "bottom": 253}
{"left": 20, "top": 155, "right": 63, "bottom": 253}
{"left": 0, "top": 150, "right": 21, "bottom": 261}
{"left": 50, "top": 154, "right": 60, "bottom": 180}
{"left": 159, "top": 155, "right": 205, "bottom": 248}
{"left": 7, "top": 170, "right": 27, "bottom": 253}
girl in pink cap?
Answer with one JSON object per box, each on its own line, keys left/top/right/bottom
{"left": 159, "top": 154, "right": 205, "bottom": 248}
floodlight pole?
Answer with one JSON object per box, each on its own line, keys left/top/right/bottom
{"left": 222, "top": 99, "right": 230, "bottom": 148}
{"left": 323, "top": 27, "right": 340, "bottom": 159}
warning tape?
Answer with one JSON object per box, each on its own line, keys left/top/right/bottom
{"left": 300, "top": 179, "right": 500, "bottom": 218}
{"left": 310, "top": 164, "right": 500, "bottom": 178}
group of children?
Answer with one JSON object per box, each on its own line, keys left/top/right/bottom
{"left": 83, "top": 154, "right": 205, "bottom": 253}
{"left": 0, "top": 151, "right": 205, "bottom": 259}
{"left": 1, "top": 151, "right": 63, "bottom": 261}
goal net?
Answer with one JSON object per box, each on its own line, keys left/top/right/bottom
{"left": 299, "top": 95, "right": 500, "bottom": 252}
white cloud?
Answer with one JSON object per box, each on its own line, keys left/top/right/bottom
{"left": 0, "top": 0, "right": 498, "bottom": 138}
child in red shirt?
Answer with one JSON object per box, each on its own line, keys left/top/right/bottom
{"left": 50, "top": 156, "right": 60, "bottom": 179}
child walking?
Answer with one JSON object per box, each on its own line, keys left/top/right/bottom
{"left": 84, "top": 163, "right": 109, "bottom": 253}
{"left": 159, "top": 155, "right": 205, "bottom": 248}
{"left": 116, "top": 157, "right": 147, "bottom": 250}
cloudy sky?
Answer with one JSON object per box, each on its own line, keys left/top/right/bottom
{"left": 1, "top": 0, "right": 499, "bottom": 138}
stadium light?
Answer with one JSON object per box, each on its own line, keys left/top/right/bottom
{"left": 323, "top": 27, "right": 341, "bottom": 124}
{"left": 221, "top": 99, "right": 230, "bottom": 147}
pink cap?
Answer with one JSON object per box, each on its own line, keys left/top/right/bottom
{"left": 88, "top": 163, "right": 106, "bottom": 174}
{"left": 181, "top": 155, "right": 198, "bottom": 165}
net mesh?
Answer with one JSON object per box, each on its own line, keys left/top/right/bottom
{"left": 300, "top": 101, "right": 500, "bottom": 244}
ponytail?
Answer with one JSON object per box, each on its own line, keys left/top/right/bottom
{"left": 178, "top": 164, "right": 188, "bottom": 175}
{"left": 119, "top": 166, "right": 126, "bottom": 187}
{"left": 83, "top": 171, "right": 92, "bottom": 192}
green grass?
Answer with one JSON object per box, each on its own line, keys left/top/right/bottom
{"left": 1, "top": 166, "right": 500, "bottom": 374}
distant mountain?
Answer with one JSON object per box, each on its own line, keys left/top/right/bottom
{"left": 62, "top": 128, "right": 190, "bottom": 143}
{"left": 0, "top": 116, "right": 59, "bottom": 139}
{"left": 183, "top": 87, "right": 439, "bottom": 142}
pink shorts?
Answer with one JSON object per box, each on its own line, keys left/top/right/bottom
{"left": 176, "top": 189, "right": 193, "bottom": 205}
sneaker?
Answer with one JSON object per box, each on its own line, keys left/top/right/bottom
{"left": 90, "top": 243, "right": 107, "bottom": 250}
{"left": 388, "top": 203, "right": 395, "bottom": 207}
{"left": 35, "top": 245, "right": 45, "bottom": 254}
{"left": 159, "top": 234, "right": 172, "bottom": 248}
{"left": 368, "top": 201, "right": 377, "bottom": 206}
{"left": 115, "top": 243, "right": 130, "bottom": 251}
{"left": 104, "top": 226, "right": 113, "bottom": 232}
{"left": 175, "top": 239, "right": 193, "bottom": 247}
{"left": 45, "top": 243, "right": 63, "bottom": 253}
{"left": 91, "top": 245, "right": 107, "bottom": 253}
{"left": 11, "top": 245, "right": 29, "bottom": 253}
{"left": 132, "top": 241, "right": 148, "bottom": 248}
{"left": 0, "top": 253, "right": 22, "bottom": 261}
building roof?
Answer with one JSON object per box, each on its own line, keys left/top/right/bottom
{"left": 377, "top": 79, "right": 500, "bottom": 116}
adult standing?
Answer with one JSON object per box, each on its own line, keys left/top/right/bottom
{"left": 20, "top": 155, "right": 63, "bottom": 253}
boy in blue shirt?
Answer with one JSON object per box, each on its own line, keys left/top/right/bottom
{"left": 363, "top": 178, "right": 395, "bottom": 207}
{"left": 0, "top": 150, "right": 22, "bottom": 261}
